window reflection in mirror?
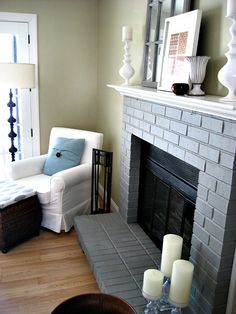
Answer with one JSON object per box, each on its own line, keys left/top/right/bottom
{"left": 143, "top": 0, "right": 191, "bottom": 88}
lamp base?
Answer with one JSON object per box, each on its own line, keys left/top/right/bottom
{"left": 7, "top": 88, "right": 18, "bottom": 162}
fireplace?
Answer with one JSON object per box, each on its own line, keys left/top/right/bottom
{"left": 138, "top": 140, "right": 199, "bottom": 260}
{"left": 113, "top": 85, "right": 236, "bottom": 314}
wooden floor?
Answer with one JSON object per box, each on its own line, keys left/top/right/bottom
{"left": 0, "top": 228, "right": 99, "bottom": 314}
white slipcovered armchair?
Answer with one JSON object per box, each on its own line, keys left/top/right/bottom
{"left": 9, "top": 127, "right": 103, "bottom": 233}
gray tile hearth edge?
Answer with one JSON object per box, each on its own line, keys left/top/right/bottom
{"left": 74, "top": 212, "right": 192, "bottom": 314}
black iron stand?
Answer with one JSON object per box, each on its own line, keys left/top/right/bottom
{"left": 91, "top": 149, "right": 113, "bottom": 214}
{"left": 7, "top": 89, "right": 17, "bottom": 161}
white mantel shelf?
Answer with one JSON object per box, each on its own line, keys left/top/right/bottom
{"left": 108, "top": 84, "right": 236, "bottom": 121}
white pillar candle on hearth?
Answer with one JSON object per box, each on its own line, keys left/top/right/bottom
{"left": 227, "top": 0, "right": 236, "bottom": 16}
{"left": 160, "top": 234, "right": 183, "bottom": 277}
{"left": 122, "top": 26, "right": 133, "bottom": 41}
{"left": 169, "top": 260, "right": 194, "bottom": 307}
{"left": 142, "top": 269, "right": 164, "bottom": 299}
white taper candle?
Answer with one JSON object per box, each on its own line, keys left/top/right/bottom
{"left": 122, "top": 26, "right": 133, "bottom": 41}
{"left": 169, "top": 260, "right": 194, "bottom": 307}
{"left": 142, "top": 269, "right": 164, "bottom": 299}
{"left": 160, "top": 234, "right": 183, "bottom": 277}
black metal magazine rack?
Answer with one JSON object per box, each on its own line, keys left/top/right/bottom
{"left": 91, "top": 149, "right": 113, "bottom": 214}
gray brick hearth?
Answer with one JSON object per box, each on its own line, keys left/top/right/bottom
{"left": 120, "top": 96, "right": 236, "bottom": 314}
{"left": 74, "top": 213, "right": 161, "bottom": 313}
{"left": 74, "top": 213, "right": 193, "bottom": 314}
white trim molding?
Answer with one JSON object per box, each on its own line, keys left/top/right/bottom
{"left": 0, "top": 12, "right": 40, "bottom": 156}
{"left": 108, "top": 84, "right": 236, "bottom": 121}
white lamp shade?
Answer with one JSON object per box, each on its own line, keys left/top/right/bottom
{"left": 0, "top": 63, "right": 35, "bottom": 89}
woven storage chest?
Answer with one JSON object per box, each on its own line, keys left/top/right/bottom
{"left": 0, "top": 182, "right": 42, "bottom": 253}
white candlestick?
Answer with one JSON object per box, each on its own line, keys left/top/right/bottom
{"left": 142, "top": 269, "right": 164, "bottom": 299}
{"left": 218, "top": 5, "right": 236, "bottom": 102}
{"left": 122, "top": 26, "right": 133, "bottom": 41}
{"left": 119, "top": 40, "right": 135, "bottom": 85}
{"left": 227, "top": 0, "right": 236, "bottom": 16}
{"left": 169, "top": 260, "right": 194, "bottom": 307}
{"left": 160, "top": 234, "right": 183, "bottom": 277}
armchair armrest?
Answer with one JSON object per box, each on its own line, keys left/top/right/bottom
{"left": 9, "top": 154, "right": 48, "bottom": 180}
{"left": 51, "top": 163, "right": 92, "bottom": 191}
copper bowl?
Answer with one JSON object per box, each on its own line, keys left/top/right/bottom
{"left": 51, "top": 293, "right": 136, "bottom": 314}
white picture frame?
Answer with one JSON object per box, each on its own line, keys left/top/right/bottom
{"left": 157, "top": 9, "right": 202, "bottom": 92}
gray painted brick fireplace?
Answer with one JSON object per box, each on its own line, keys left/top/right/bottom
{"left": 116, "top": 88, "right": 236, "bottom": 314}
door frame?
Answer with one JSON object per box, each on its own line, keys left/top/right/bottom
{"left": 0, "top": 11, "right": 40, "bottom": 156}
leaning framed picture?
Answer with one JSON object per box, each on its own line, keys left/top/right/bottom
{"left": 157, "top": 9, "right": 202, "bottom": 92}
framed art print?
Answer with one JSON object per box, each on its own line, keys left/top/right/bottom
{"left": 157, "top": 9, "right": 202, "bottom": 92}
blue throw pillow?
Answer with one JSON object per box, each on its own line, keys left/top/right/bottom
{"left": 43, "top": 137, "right": 85, "bottom": 176}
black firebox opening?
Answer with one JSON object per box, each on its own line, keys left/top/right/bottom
{"left": 137, "top": 141, "right": 199, "bottom": 259}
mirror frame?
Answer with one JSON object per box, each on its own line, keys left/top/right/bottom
{"left": 142, "top": 0, "right": 192, "bottom": 88}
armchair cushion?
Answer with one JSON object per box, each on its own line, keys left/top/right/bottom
{"left": 43, "top": 137, "right": 85, "bottom": 176}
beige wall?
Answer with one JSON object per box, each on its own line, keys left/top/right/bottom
{"left": 0, "top": 0, "right": 98, "bottom": 152}
{"left": 97, "top": 0, "right": 146, "bottom": 205}
{"left": 193, "top": 0, "right": 230, "bottom": 96}
{"left": 0, "top": 0, "right": 230, "bottom": 206}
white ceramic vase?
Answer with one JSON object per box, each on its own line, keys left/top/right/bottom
{"left": 185, "top": 56, "right": 210, "bottom": 96}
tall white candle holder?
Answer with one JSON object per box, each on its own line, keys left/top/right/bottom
{"left": 119, "top": 40, "right": 135, "bottom": 86}
{"left": 218, "top": 13, "right": 236, "bottom": 102}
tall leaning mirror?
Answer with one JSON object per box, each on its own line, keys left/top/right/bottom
{"left": 142, "top": 0, "right": 192, "bottom": 88}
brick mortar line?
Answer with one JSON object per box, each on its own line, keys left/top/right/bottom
{"left": 99, "top": 218, "right": 160, "bottom": 287}
{"left": 125, "top": 223, "right": 161, "bottom": 268}
{"left": 98, "top": 221, "right": 142, "bottom": 290}
{"left": 125, "top": 106, "right": 236, "bottom": 140}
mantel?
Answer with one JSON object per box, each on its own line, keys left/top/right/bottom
{"left": 108, "top": 84, "right": 236, "bottom": 121}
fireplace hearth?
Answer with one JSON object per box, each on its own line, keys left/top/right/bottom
{"left": 138, "top": 140, "right": 199, "bottom": 260}
{"left": 114, "top": 85, "right": 236, "bottom": 314}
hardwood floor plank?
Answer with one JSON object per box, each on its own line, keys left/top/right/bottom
{"left": 1, "top": 257, "right": 90, "bottom": 282}
{"left": 0, "top": 228, "right": 99, "bottom": 314}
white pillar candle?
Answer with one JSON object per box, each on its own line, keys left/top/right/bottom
{"left": 160, "top": 234, "right": 183, "bottom": 277}
{"left": 142, "top": 269, "right": 164, "bottom": 299}
{"left": 169, "top": 260, "right": 194, "bottom": 307}
{"left": 122, "top": 26, "right": 133, "bottom": 41}
{"left": 227, "top": 0, "right": 236, "bottom": 16}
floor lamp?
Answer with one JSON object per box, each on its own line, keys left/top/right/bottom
{"left": 0, "top": 63, "right": 35, "bottom": 161}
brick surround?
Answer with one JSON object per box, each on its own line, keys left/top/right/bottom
{"left": 119, "top": 95, "right": 236, "bottom": 314}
